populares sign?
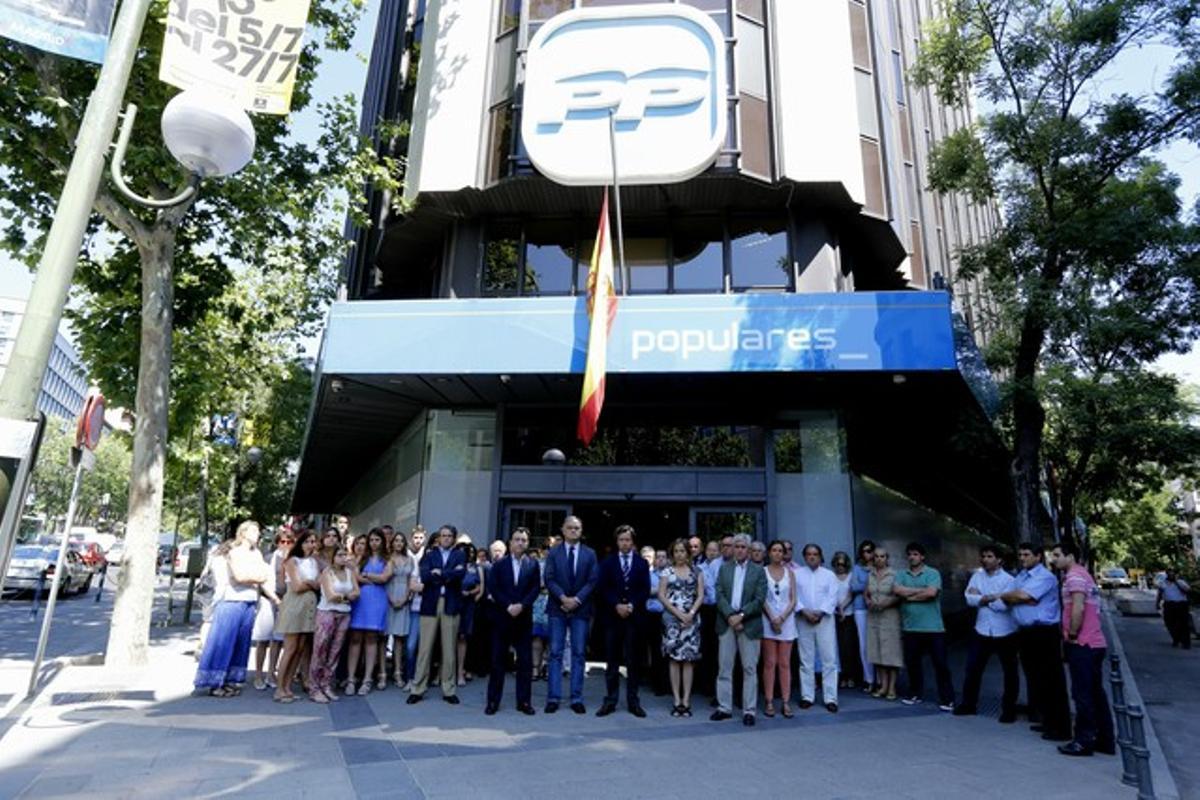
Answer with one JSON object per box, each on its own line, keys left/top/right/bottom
{"left": 160, "top": 0, "right": 311, "bottom": 115}
{"left": 521, "top": 4, "right": 727, "bottom": 186}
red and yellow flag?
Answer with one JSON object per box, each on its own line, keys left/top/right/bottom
{"left": 577, "top": 189, "right": 618, "bottom": 445}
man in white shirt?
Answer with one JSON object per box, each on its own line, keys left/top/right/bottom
{"left": 954, "top": 544, "right": 1019, "bottom": 721}
{"left": 794, "top": 543, "right": 840, "bottom": 711}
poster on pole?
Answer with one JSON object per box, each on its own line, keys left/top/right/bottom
{"left": 160, "top": 0, "right": 312, "bottom": 115}
{"left": 0, "top": 0, "right": 117, "bottom": 63}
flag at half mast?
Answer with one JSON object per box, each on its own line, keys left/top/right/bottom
{"left": 577, "top": 188, "right": 618, "bottom": 446}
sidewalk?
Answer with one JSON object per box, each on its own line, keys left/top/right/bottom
{"left": 0, "top": 631, "right": 1138, "bottom": 800}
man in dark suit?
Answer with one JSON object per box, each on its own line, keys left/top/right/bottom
{"left": 542, "top": 515, "right": 599, "bottom": 714}
{"left": 485, "top": 527, "right": 541, "bottom": 715}
{"left": 596, "top": 524, "right": 650, "bottom": 718}
{"left": 408, "top": 524, "right": 467, "bottom": 705}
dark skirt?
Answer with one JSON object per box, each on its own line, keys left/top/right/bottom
{"left": 195, "top": 600, "right": 256, "bottom": 689}
{"left": 836, "top": 614, "right": 864, "bottom": 684}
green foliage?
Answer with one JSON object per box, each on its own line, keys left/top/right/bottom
{"left": 910, "top": 0, "right": 1200, "bottom": 539}
{"left": 1089, "top": 487, "right": 1191, "bottom": 570}
{"left": 29, "top": 421, "right": 132, "bottom": 529}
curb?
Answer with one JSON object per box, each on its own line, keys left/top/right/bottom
{"left": 1103, "top": 607, "right": 1180, "bottom": 800}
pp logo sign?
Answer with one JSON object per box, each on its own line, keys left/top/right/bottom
{"left": 522, "top": 5, "right": 727, "bottom": 186}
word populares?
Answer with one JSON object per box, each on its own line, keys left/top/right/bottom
{"left": 631, "top": 323, "right": 837, "bottom": 361}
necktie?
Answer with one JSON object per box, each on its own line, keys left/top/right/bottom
{"left": 621, "top": 554, "right": 630, "bottom": 577}
{"left": 568, "top": 546, "right": 576, "bottom": 584}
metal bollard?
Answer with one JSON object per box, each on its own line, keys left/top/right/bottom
{"left": 1109, "top": 654, "right": 1138, "bottom": 787}
{"left": 29, "top": 572, "right": 45, "bottom": 619}
{"left": 1126, "top": 704, "right": 1157, "bottom": 800}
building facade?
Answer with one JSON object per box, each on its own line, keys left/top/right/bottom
{"left": 0, "top": 296, "right": 89, "bottom": 421}
{"left": 294, "top": 0, "right": 1010, "bottom": 589}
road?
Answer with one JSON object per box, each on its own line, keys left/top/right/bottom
{"left": 1110, "top": 605, "right": 1200, "bottom": 799}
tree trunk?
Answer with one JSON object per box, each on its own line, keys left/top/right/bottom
{"left": 1010, "top": 312, "right": 1048, "bottom": 546}
{"left": 105, "top": 225, "right": 177, "bottom": 668}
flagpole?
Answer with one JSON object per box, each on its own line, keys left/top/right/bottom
{"left": 607, "top": 110, "right": 629, "bottom": 296}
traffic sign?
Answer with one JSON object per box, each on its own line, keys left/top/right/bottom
{"left": 75, "top": 391, "right": 106, "bottom": 451}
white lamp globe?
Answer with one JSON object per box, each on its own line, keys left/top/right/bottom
{"left": 161, "top": 91, "right": 256, "bottom": 178}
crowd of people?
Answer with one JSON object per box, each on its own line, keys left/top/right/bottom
{"left": 192, "top": 516, "right": 1117, "bottom": 757}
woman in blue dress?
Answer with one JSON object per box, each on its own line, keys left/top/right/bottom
{"left": 345, "top": 528, "right": 393, "bottom": 696}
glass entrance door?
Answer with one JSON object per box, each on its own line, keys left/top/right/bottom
{"left": 503, "top": 504, "right": 572, "bottom": 550}
{"left": 689, "top": 506, "right": 762, "bottom": 542}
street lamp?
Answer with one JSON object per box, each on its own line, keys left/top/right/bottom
{"left": 110, "top": 90, "right": 257, "bottom": 208}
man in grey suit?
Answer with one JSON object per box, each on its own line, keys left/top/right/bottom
{"left": 712, "top": 533, "right": 767, "bottom": 726}
{"left": 542, "top": 515, "right": 599, "bottom": 714}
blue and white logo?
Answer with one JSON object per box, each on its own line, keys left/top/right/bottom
{"left": 522, "top": 5, "right": 727, "bottom": 186}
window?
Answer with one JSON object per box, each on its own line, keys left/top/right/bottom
{"left": 736, "top": 7, "right": 771, "bottom": 179}
{"left": 730, "top": 217, "right": 790, "bottom": 290}
{"left": 672, "top": 215, "right": 725, "bottom": 292}
{"left": 524, "top": 219, "right": 577, "bottom": 296}
{"left": 486, "top": 104, "right": 514, "bottom": 184}
{"left": 482, "top": 221, "right": 521, "bottom": 295}
{"left": 860, "top": 138, "right": 886, "bottom": 217}
{"left": 774, "top": 412, "right": 846, "bottom": 473}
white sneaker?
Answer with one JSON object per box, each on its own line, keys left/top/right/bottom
{"left": 901, "top": 696, "right": 922, "bottom": 706}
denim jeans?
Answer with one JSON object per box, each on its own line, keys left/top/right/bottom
{"left": 404, "top": 616, "right": 420, "bottom": 682}
{"left": 548, "top": 614, "right": 590, "bottom": 704}
{"left": 1065, "top": 643, "right": 1114, "bottom": 750}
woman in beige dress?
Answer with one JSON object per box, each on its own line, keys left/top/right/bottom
{"left": 866, "top": 546, "right": 902, "bottom": 700}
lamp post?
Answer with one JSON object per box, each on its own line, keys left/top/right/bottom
{"left": 0, "top": 79, "right": 257, "bottom": 579}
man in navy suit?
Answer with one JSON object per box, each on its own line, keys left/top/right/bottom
{"left": 596, "top": 524, "right": 650, "bottom": 717}
{"left": 542, "top": 515, "right": 598, "bottom": 714}
{"left": 485, "top": 527, "right": 540, "bottom": 715}
{"left": 408, "top": 524, "right": 467, "bottom": 705}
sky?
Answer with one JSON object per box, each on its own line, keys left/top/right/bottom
{"left": 1, "top": 8, "right": 1199, "bottom": 382}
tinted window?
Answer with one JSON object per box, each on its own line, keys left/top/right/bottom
{"left": 672, "top": 216, "right": 725, "bottom": 292}
{"left": 524, "top": 220, "right": 576, "bottom": 296}
{"left": 483, "top": 221, "right": 521, "bottom": 295}
{"left": 729, "top": 217, "right": 790, "bottom": 289}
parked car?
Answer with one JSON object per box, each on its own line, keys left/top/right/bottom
{"left": 73, "top": 542, "right": 107, "bottom": 571}
{"left": 105, "top": 541, "right": 126, "bottom": 565}
{"left": 4, "top": 546, "right": 92, "bottom": 596}
{"left": 1099, "top": 567, "right": 1133, "bottom": 589}
{"left": 174, "top": 542, "right": 203, "bottom": 577}
{"left": 157, "top": 544, "right": 176, "bottom": 571}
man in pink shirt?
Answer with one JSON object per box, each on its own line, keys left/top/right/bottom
{"left": 1051, "top": 541, "right": 1115, "bottom": 757}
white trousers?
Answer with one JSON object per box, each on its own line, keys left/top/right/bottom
{"left": 797, "top": 614, "right": 838, "bottom": 704}
{"left": 854, "top": 608, "right": 875, "bottom": 684}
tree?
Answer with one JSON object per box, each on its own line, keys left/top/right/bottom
{"left": 912, "top": 0, "right": 1200, "bottom": 541}
{"left": 28, "top": 421, "right": 132, "bottom": 530}
{"left": 0, "top": 0, "right": 398, "bottom": 665}
{"left": 1090, "top": 487, "right": 1190, "bottom": 570}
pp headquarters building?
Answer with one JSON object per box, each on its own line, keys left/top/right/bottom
{"left": 292, "top": 0, "right": 1011, "bottom": 587}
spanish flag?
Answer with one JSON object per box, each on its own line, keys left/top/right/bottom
{"left": 577, "top": 189, "right": 618, "bottom": 446}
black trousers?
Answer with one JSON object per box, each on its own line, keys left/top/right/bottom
{"left": 604, "top": 612, "right": 642, "bottom": 706}
{"left": 902, "top": 631, "right": 954, "bottom": 705}
{"left": 487, "top": 613, "right": 532, "bottom": 707}
{"left": 1163, "top": 601, "right": 1192, "bottom": 648}
{"left": 1017, "top": 623, "right": 1071, "bottom": 735}
{"left": 1065, "top": 643, "right": 1114, "bottom": 750}
{"left": 959, "top": 631, "right": 1019, "bottom": 714}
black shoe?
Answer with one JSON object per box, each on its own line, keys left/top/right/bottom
{"left": 742, "top": 713, "right": 755, "bottom": 726}
{"left": 406, "top": 694, "right": 423, "bottom": 705}
{"left": 628, "top": 704, "right": 646, "bottom": 718}
{"left": 1058, "top": 742, "right": 1094, "bottom": 757}
{"left": 998, "top": 712, "right": 1017, "bottom": 724}
{"left": 825, "top": 702, "right": 838, "bottom": 714}
{"left": 596, "top": 703, "right": 617, "bottom": 717}
{"left": 570, "top": 702, "right": 586, "bottom": 714}
{"left": 1095, "top": 743, "right": 1116, "bottom": 756}
{"left": 798, "top": 699, "right": 813, "bottom": 710}
{"left": 444, "top": 695, "right": 460, "bottom": 705}
{"left": 710, "top": 710, "right": 732, "bottom": 722}
{"left": 1042, "top": 731, "right": 1072, "bottom": 742}
{"left": 484, "top": 703, "right": 498, "bottom": 715}
{"left": 952, "top": 706, "right": 977, "bottom": 716}
{"left": 544, "top": 702, "right": 559, "bottom": 714}
{"left": 517, "top": 703, "right": 536, "bottom": 716}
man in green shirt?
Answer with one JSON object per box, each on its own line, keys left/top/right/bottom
{"left": 892, "top": 542, "right": 955, "bottom": 710}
